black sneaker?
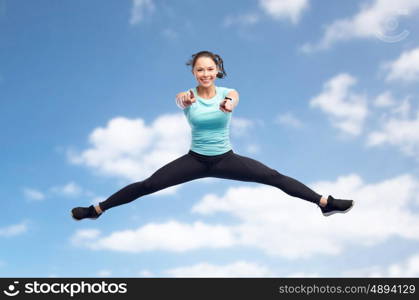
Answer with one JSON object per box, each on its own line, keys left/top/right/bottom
{"left": 319, "top": 195, "right": 354, "bottom": 216}
{"left": 71, "top": 205, "right": 102, "bottom": 221}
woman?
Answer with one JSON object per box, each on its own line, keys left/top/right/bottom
{"left": 71, "top": 50, "right": 354, "bottom": 221}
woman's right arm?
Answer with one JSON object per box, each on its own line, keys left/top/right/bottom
{"left": 175, "top": 90, "right": 195, "bottom": 109}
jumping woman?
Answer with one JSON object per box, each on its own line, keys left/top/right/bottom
{"left": 71, "top": 50, "right": 354, "bottom": 221}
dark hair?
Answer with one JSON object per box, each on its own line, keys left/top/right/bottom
{"left": 186, "top": 50, "right": 227, "bottom": 79}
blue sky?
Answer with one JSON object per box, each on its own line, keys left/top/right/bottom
{"left": 1, "top": 0, "right": 419, "bottom": 277}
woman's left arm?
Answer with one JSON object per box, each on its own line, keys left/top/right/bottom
{"left": 227, "top": 90, "right": 240, "bottom": 109}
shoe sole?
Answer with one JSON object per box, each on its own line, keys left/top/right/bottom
{"left": 322, "top": 201, "right": 355, "bottom": 217}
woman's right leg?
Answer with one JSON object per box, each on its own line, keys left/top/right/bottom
{"left": 98, "top": 153, "right": 208, "bottom": 211}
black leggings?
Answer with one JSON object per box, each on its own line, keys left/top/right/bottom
{"left": 98, "top": 150, "right": 322, "bottom": 211}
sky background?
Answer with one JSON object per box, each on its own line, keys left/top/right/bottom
{"left": 1, "top": 0, "right": 419, "bottom": 278}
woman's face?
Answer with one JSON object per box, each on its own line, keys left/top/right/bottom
{"left": 192, "top": 56, "right": 219, "bottom": 88}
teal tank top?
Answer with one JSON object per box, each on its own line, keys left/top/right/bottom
{"left": 183, "top": 86, "right": 234, "bottom": 155}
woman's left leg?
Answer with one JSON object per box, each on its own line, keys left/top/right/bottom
{"left": 209, "top": 151, "right": 322, "bottom": 204}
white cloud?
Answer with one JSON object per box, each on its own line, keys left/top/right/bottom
{"left": 367, "top": 105, "right": 419, "bottom": 159}
{"left": 0, "top": 222, "right": 28, "bottom": 237}
{"left": 97, "top": 270, "right": 112, "bottom": 277}
{"left": 70, "top": 221, "right": 236, "bottom": 253}
{"left": 130, "top": 0, "right": 155, "bottom": 25}
{"left": 71, "top": 173, "right": 419, "bottom": 260}
{"left": 371, "top": 90, "right": 412, "bottom": 120}
{"left": 68, "top": 115, "right": 190, "bottom": 184}
{"left": 24, "top": 182, "right": 101, "bottom": 204}
{"left": 275, "top": 112, "right": 304, "bottom": 128}
{"left": 309, "top": 73, "right": 368, "bottom": 136}
{"left": 164, "top": 261, "right": 274, "bottom": 277}
{"left": 231, "top": 117, "right": 255, "bottom": 137}
{"left": 192, "top": 173, "right": 419, "bottom": 258}
{"left": 23, "top": 188, "right": 45, "bottom": 201}
{"left": 70, "top": 229, "right": 101, "bottom": 246}
{"left": 383, "top": 47, "right": 419, "bottom": 82}
{"left": 343, "top": 253, "right": 419, "bottom": 277}
{"left": 373, "top": 91, "right": 396, "bottom": 108}
{"left": 259, "top": 0, "right": 309, "bottom": 24}
{"left": 386, "top": 254, "right": 419, "bottom": 277}
{"left": 50, "top": 182, "right": 83, "bottom": 197}
{"left": 301, "top": 0, "right": 419, "bottom": 52}
{"left": 138, "top": 270, "right": 154, "bottom": 277}
{"left": 390, "top": 97, "right": 412, "bottom": 119}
